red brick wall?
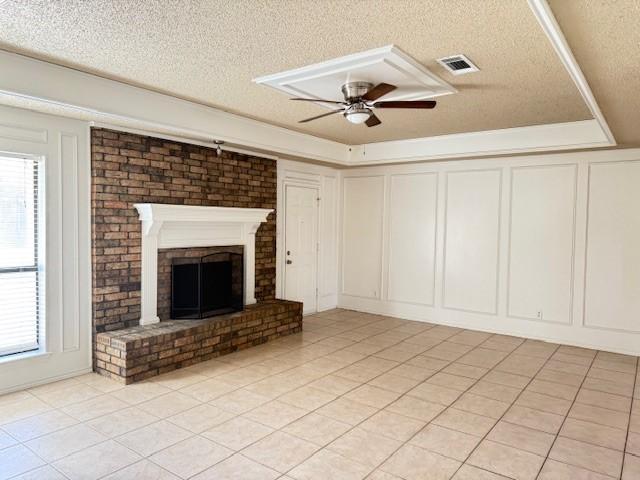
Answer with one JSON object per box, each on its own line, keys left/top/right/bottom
{"left": 91, "top": 128, "right": 277, "bottom": 355}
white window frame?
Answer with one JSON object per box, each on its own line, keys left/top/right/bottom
{"left": 0, "top": 152, "right": 46, "bottom": 357}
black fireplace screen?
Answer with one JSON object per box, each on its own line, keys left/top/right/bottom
{"left": 171, "top": 251, "right": 244, "bottom": 319}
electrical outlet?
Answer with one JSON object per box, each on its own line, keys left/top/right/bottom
{"left": 537, "top": 310, "right": 543, "bottom": 319}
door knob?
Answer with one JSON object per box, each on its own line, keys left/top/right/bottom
{"left": 286, "top": 260, "right": 293, "bottom": 265}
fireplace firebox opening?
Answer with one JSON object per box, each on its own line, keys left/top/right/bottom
{"left": 171, "top": 251, "right": 244, "bottom": 319}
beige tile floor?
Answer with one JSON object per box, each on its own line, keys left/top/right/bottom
{"left": 1, "top": 309, "right": 639, "bottom": 480}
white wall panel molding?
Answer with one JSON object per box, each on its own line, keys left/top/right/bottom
{"left": 0, "top": 105, "right": 91, "bottom": 394}
{"left": 387, "top": 173, "right": 438, "bottom": 306}
{"left": 583, "top": 160, "right": 640, "bottom": 333}
{"left": 0, "top": 122, "right": 48, "bottom": 144}
{"left": 506, "top": 164, "right": 577, "bottom": 325}
{"left": 339, "top": 148, "right": 640, "bottom": 356}
{"left": 60, "top": 132, "right": 81, "bottom": 351}
{"left": 341, "top": 175, "right": 385, "bottom": 300}
{"left": 319, "top": 175, "right": 339, "bottom": 310}
{"left": 442, "top": 169, "right": 502, "bottom": 315}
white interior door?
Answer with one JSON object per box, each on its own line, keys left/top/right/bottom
{"left": 284, "top": 185, "right": 318, "bottom": 314}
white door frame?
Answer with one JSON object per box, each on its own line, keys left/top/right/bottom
{"left": 276, "top": 159, "right": 340, "bottom": 314}
{"left": 280, "top": 181, "right": 320, "bottom": 314}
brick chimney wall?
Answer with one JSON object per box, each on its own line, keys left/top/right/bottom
{"left": 91, "top": 128, "right": 277, "bottom": 363}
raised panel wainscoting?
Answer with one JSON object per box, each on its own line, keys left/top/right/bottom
{"left": 338, "top": 149, "right": 640, "bottom": 356}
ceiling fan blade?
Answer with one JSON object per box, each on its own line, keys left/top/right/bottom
{"left": 290, "top": 98, "right": 346, "bottom": 105}
{"left": 298, "top": 109, "right": 344, "bottom": 123}
{"left": 362, "top": 83, "right": 397, "bottom": 101}
{"left": 373, "top": 100, "right": 437, "bottom": 109}
{"left": 365, "top": 113, "right": 382, "bottom": 127}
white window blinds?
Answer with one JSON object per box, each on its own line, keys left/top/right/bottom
{"left": 0, "top": 155, "right": 42, "bottom": 356}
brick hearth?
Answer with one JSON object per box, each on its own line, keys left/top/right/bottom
{"left": 95, "top": 299, "right": 302, "bottom": 383}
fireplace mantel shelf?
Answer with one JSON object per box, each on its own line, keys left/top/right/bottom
{"left": 134, "top": 203, "right": 273, "bottom": 325}
{"left": 135, "top": 204, "right": 273, "bottom": 235}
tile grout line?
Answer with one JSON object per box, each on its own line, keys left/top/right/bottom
{"left": 533, "top": 350, "right": 600, "bottom": 480}
{"left": 366, "top": 335, "right": 574, "bottom": 477}
{"left": 443, "top": 342, "right": 562, "bottom": 480}
{"left": 228, "top": 322, "right": 494, "bottom": 477}
{"left": 359, "top": 335, "right": 520, "bottom": 478}
{"left": 320, "top": 331, "right": 507, "bottom": 478}
{"left": 268, "top": 323, "right": 463, "bottom": 477}
{"left": 620, "top": 356, "right": 639, "bottom": 480}
{"left": 52, "top": 346, "right": 635, "bottom": 479}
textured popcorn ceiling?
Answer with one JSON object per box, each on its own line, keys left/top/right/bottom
{"left": 549, "top": 0, "right": 640, "bottom": 147}
{"left": 0, "top": 0, "right": 591, "bottom": 144}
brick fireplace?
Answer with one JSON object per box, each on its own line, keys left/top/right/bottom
{"left": 91, "top": 128, "right": 301, "bottom": 381}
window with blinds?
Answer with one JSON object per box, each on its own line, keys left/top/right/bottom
{"left": 0, "top": 155, "right": 42, "bottom": 357}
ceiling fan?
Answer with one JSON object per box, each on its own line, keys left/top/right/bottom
{"left": 291, "top": 82, "right": 436, "bottom": 127}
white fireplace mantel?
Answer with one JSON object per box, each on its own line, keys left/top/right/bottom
{"left": 134, "top": 203, "right": 273, "bottom": 325}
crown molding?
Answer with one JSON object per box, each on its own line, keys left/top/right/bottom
{"left": 527, "top": 0, "right": 615, "bottom": 145}
{"left": 348, "top": 119, "right": 610, "bottom": 165}
{"left": 0, "top": 0, "right": 616, "bottom": 172}
{"left": 0, "top": 50, "right": 350, "bottom": 165}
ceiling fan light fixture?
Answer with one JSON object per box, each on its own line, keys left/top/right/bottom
{"left": 344, "top": 105, "right": 372, "bottom": 124}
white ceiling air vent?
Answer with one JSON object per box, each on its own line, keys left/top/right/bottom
{"left": 436, "top": 54, "right": 479, "bottom": 76}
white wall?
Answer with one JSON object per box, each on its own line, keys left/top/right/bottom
{"left": 339, "top": 148, "right": 640, "bottom": 355}
{"left": 0, "top": 105, "right": 92, "bottom": 393}
{"left": 276, "top": 159, "right": 340, "bottom": 312}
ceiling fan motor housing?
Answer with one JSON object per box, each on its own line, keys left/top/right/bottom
{"left": 341, "top": 81, "right": 374, "bottom": 101}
